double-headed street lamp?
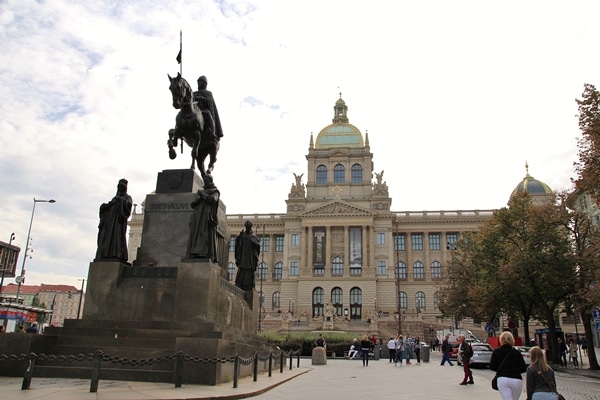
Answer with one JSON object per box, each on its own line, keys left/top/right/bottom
{"left": 15, "top": 198, "right": 56, "bottom": 302}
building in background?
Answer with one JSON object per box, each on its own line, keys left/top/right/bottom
{"left": 0, "top": 283, "right": 82, "bottom": 330}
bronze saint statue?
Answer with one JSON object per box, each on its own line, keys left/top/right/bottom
{"left": 95, "top": 178, "right": 133, "bottom": 261}
{"left": 186, "top": 174, "right": 220, "bottom": 261}
{"left": 234, "top": 220, "right": 260, "bottom": 291}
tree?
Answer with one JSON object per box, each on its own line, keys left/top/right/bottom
{"left": 563, "top": 191, "right": 600, "bottom": 370}
{"left": 574, "top": 83, "right": 600, "bottom": 203}
{"left": 441, "top": 192, "right": 577, "bottom": 363}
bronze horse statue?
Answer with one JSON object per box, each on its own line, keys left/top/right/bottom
{"left": 167, "top": 73, "right": 219, "bottom": 177}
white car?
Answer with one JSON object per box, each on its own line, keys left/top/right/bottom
{"left": 515, "top": 346, "right": 532, "bottom": 365}
{"left": 457, "top": 343, "right": 493, "bottom": 367}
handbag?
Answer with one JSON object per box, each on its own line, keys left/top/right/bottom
{"left": 491, "top": 351, "right": 511, "bottom": 391}
{"left": 537, "top": 370, "right": 565, "bottom": 400}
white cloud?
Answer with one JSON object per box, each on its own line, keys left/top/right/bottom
{"left": 1, "top": 0, "right": 598, "bottom": 287}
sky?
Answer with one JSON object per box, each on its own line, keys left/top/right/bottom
{"left": 1, "top": 0, "right": 599, "bottom": 290}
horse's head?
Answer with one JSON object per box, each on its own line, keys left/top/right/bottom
{"left": 168, "top": 72, "right": 194, "bottom": 110}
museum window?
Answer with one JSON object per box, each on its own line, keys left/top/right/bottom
{"left": 377, "top": 260, "right": 387, "bottom": 275}
{"left": 291, "top": 233, "right": 299, "bottom": 246}
{"left": 273, "top": 262, "right": 283, "bottom": 280}
{"left": 431, "top": 261, "right": 442, "bottom": 279}
{"left": 331, "top": 287, "right": 343, "bottom": 317}
{"left": 227, "top": 262, "right": 236, "bottom": 281}
{"left": 260, "top": 236, "right": 270, "bottom": 252}
{"left": 416, "top": 291, "right": 426, "bottom": 311}
{"left": 229, "top": 236, "right": 236, "bottom": 252}
{"left": 272, "top": 291, "right": 280, "bottom": 309}
{"left": 312, "top": 287, "right": 324, "bottom": 317}
{"left": 446, "top": 232, "right": 459, "bottom": 250}
{"left": 257, "top": 262, "right": 268, "bottom": 280}
{"left": 398, "top": 291, "right": 407, "bottom": 309}
{"left": 429, "top": 233, "right": 441, "bottom": 250}
{"left": 316, "top": 165, "right": 328, "bottom": 184}
{"left": 413, "top": 261, "right": 425, "bottom": 279}
{"left": 333, "top": 163, "right": 345, "bottom": 183}
{"left": 394, "top": 233, "right": 406, "bottom": 251}
{"left": 351, "top": 164, "right": 362, "bottom": 183}
{"left": 332, "top": 256, "right": 343, "bottom": 275}
{"left": 395, "top": 261, "right": 407, "bottom": 280}
{"left": 275, "top": 235, "right": 284, "bottom": 252}
{"left": 377, "top": 232, "right": 385, "bottom": 245}
{"left": 290, "top": 261, "right": 299, "bottom": 276}
{"left": 349, "top": 287, "right": 362, "bottom": 320}
{"left": 411, "top": 233, "right": 423, "bottom": 251}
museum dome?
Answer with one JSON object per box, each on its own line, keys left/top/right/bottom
{"left": 508, "top": 163, "right": 553, "bottom": 204}
{"left": 315, "top": 94, "right": 364, "bottom": 149}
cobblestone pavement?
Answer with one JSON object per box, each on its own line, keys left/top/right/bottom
{"left": 0, "top": 348, "right": 598, "bottom": 400}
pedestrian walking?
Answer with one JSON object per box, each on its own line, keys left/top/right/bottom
{"left": 360, "top": 335, "right": 372, "bottom": 367}
{"left": 490, "top": 331, "right": 527, "bottom": 400}
{"left": 440, "top": 333, "right": 454, "bottom": 366}
{"left": 568, "top": 338, "right": 579, "bottom": 369}
{"left": 457, "top": 334, "right": 474, "bottom": 385}
{"left": 526, "top": 346, "right": 560, "bottom": 400}
{"left": 387, "top": 337, "right": 396, "bottom": 363}
{"left": 414, "top": 336, "right": 422, "bottom": 365}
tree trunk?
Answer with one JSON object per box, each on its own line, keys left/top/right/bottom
{"left": 580, "top": 310, "right": 599, "bottom": 370}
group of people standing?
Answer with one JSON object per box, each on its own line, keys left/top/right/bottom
{"left": 386, "top": 334, "right": 422, "bottom": 366}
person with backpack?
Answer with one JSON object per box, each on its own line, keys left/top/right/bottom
{"left": 458, "top": 334, "right": 474, "bottom": 385}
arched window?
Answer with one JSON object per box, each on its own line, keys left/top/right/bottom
{"left": 272, "top": 291, "right": 280, "bottom": 309}
{"left": 273, "top": 262, "right": 283, "bottom": 280}
{"left": 416, "top": 291, "right": 426, "bottom": 311}
{"left": 431, "top": 261, "right": 442, "bottom": 279}
{"left": 312, "top": 287, "right": 324, "bottom": 318}
{"left": 398, "top": 291, "right": 407, "bottom": 309}
{"left": 395, "top": 261, "right": 407, "bottom": 280}
{"left": 332, "top": 256, "right": 343, "bottom": 275}
{"left": 350, "top": 287, "right": 362, "bottom": 320}
{"left": 413, "top": 261, "right": 425, "bottom": 279}
{"left": 331, "top": 287, "right": 343, "bottom": 317}
{"left": 257, "top": 262, "right": 268, "bottom": 280}
{"left": 316, "top": 165, "right": 327, "bottom": 184}
{"left": 351, "top": 164, "right": 362, "bottom": 183}
{"left": 227, "top": 262, "right": 236, "bottom": 281}
{"left": 333, "top": 164, "right": 345, "bottom": 183}
{"left": 434, "top": 292, "right": 441, "bottom": 310}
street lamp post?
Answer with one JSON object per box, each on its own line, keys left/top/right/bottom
{"left": 77, "top": 278, "right": 85, "bottom": 319}
{"left": 0, "top": 232, "right": 16, "bottom": 295}
{"left": 15, "top": 198, "right": 56, "bottom": 303}
{"left": 395, "top": 220, "right": 402, "bottom": 334}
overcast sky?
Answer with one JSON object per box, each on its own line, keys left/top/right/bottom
{"left": 1, "top": 0, "right": 598, "bottom": 290}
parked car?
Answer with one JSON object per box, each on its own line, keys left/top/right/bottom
{"left": 515, "top": 346, "right": 532, "bottom": 365}
{"left": 469, "top": 343, "right": 494, "bottom": 367}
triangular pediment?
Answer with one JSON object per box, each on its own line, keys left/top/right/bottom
{"left": 301, "top": 200, "right": 375, "bottom": 217}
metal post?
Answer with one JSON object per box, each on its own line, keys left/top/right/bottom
{"left": 174, "top": 352, "right": 184, "bottom": 388}
{"left": 268, "top": 351, "right": 273, "bottom": 377}
{"left": 253, "top": 352, "right": 258, "bottom": 381}
{"left": 15, "top": 198, "right": 55, "bottom": 302}
{"left": 233, "top": 354, "right": 239, "bottom": 388}
{"left": 90, "top": 350, "right": 101, "bottom": 393}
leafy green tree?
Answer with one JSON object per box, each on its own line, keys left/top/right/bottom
{"left": 562, "top": 191, "right": 600, "bottom": 369}
{"left": 574, "top": 83, "right": 600, "bottom": 203}
{"left": 442, "top": 192, "right": 576, "bottom": 363}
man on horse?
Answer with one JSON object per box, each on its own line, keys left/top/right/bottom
{"left": 194, "top": 75, "right": 223, "bottom": 142}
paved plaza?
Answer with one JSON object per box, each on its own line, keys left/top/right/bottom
{"left": 1, "top": 349, "right": 598, "bottom": 400}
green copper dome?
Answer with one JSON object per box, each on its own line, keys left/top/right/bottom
{"left": 315, "top": 94, "right": 364, "bottom": 149}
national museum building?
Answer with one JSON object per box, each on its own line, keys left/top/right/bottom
{"left": 128, "top": 95, "right": 552, "bottom": 325}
